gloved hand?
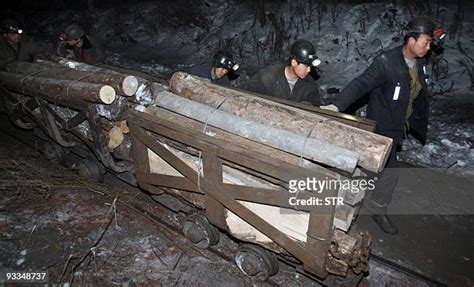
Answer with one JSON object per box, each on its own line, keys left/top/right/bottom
{"left": 319, "top": 104, "right": 339, "bottom": 112}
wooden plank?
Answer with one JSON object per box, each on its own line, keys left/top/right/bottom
{"left": 222, "top": 183, "right": 332, "bottom": 213}
{"left": 141, "top": 183, "right": 165, "bottom": 195}
{"left": 133, "top": 126, "right": 199, "bottom": 181}
{"left": 147, "top": 131, "right": 289, "bottom": 186}
{"left": 200, "top": 175, "right": 325, "bottom": 276}
{"left": 305, "top": 185, "right": 337, "bottom": 277}
{"left": 127, "top": 109, "right": 218, "bottom": 153}
{"left": 162, "top": 187, "right": 206, "bottom": 208}
{"left": 129, "top": 124, "right": 150, "bottom": 176}
{"left": 202, "top": 152, "right": 228, "bottom": 229}
{"left": 136, "top": 172, "right": 199, "bottom": 192}
{"left": 127, "top": 109, "right": 331, "bottom": 182}
{"left": 216, "top": 148, "right": 328, "bottom": 183}
{"left": 145, "top": 106, "right": 336, "bottom": 178}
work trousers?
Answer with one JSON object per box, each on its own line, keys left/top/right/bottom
{"left": 368, "top": 144, "right": 399, "bottom": 213}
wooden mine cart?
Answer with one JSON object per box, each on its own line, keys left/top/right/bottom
{"left": 122, "top": 72, "right": 393, "bottom": 285}
{"left": 126, "top": 106, "right": 372, "bottom": 284}
{"left": 0, "top": 61, "right": 391, "bottom": 285}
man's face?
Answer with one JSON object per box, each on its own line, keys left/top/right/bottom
{"left": 66, "top": 37, "right": 83, "bottom": 48}
{"left": 408, "top": 33, "right": 433, "bottom": 58}
{"left": 291, "top": 59, "right": 311, "bottom": 79}
{"left": 214, "top": 67, "right": 229, "bottom": 79}
{"left": 4, "top": 33, "right": 21, "bottom": 44}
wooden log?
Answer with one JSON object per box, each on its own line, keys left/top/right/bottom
{"left": 154, "top": 91, "right": 359, "bottom": 172}
{"left": 7, "top": 62, "right": 138, "bottom": 96}
{"left": 169, "top": 72, "right": 393, "bottom": 173}
{"left": 117, "top": 120, "right": 130, "bottom": 134}
{"left": 0, "top": 71, "right": 116, "bottom": 105}
{"left": 332, "top": 229, "right": 358, "bottom": 258}
{"left": 102, "top": 119, "right": 128, "bottom": 150}
{"left": 325, "top": 256, "right": 349, "bottom": 277}
{"left": 108, "top": 126, "right": 124, "bottom": 150}
{"left": 96, "top": 62, "right": 170, "bottom": 86}
{"left": 250, "top": 93, "right": 376, "bottom": 132}
{"left": 51, "top": 58, "right": 159, "bottom": 106}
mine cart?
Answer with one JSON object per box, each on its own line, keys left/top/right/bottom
{"left": 0, "top": 60, "right": 393, "bottom": 285}
{"left": 124, "top": 72, "right": 393, "bottom": 284}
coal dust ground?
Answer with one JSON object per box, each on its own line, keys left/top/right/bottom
{"left": 0, "top": 129, "right": 322, "bottom": 286}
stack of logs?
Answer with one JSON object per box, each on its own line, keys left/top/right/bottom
{"left": 1, "top": 62, "right": 392, "bottom": 174}
{"left": 167, "top": 72, "right": 393, "bottom": 174}
{"left": 0, "top": 60, "right": 160, "bottom": 161}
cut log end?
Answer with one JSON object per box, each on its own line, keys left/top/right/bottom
{"left": 99, "top": 85, "right": 116, "bottom": 104}
{"left": 122, "top": 75, "right": 139, "bottom": 96}
{"left": 108, "top": 126, "right": 124, "bottom": 150}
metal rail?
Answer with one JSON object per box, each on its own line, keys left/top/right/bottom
{"left": 370, "top": 254, "right": 447, "bottom": 287}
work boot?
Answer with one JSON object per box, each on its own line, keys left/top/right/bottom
{"left": 372, "top": 214, "right": 399, "bottom": 235}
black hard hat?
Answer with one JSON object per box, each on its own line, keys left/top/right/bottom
{"left": 406, "top": 16, "right": 436, "bottom": 36}
{"left": 1, "top": 20, "right": 23, "bottom": 34}
{"left": 63, "top": 24, "right": 85, "bottom": 41}
{"left": 212, "top": 50, "right": 239, "bottom": 71}
{"left": 290, "top": 39, "right": 321, "bottom": 67}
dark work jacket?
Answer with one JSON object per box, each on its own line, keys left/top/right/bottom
{"left": 186, "top": 63, "right": 231, "bottom": 86}
{"left": 0, "top": 35, "right": 43, "bottom": 70}
{"left": 334, "top": 45, "right": 429, "bottom": 145}
{"left": 245, "top": 63, "right": 321, "bottom": 105}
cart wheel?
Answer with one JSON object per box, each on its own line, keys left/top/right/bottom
{"left": 77, "top": 159, "right": 104, "bottom": 183}
{"left": 235, "top": 243, "right": 279, "bottom": 282}
{"left": 182, "top": 213, "right": 219, "bottom": 249}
